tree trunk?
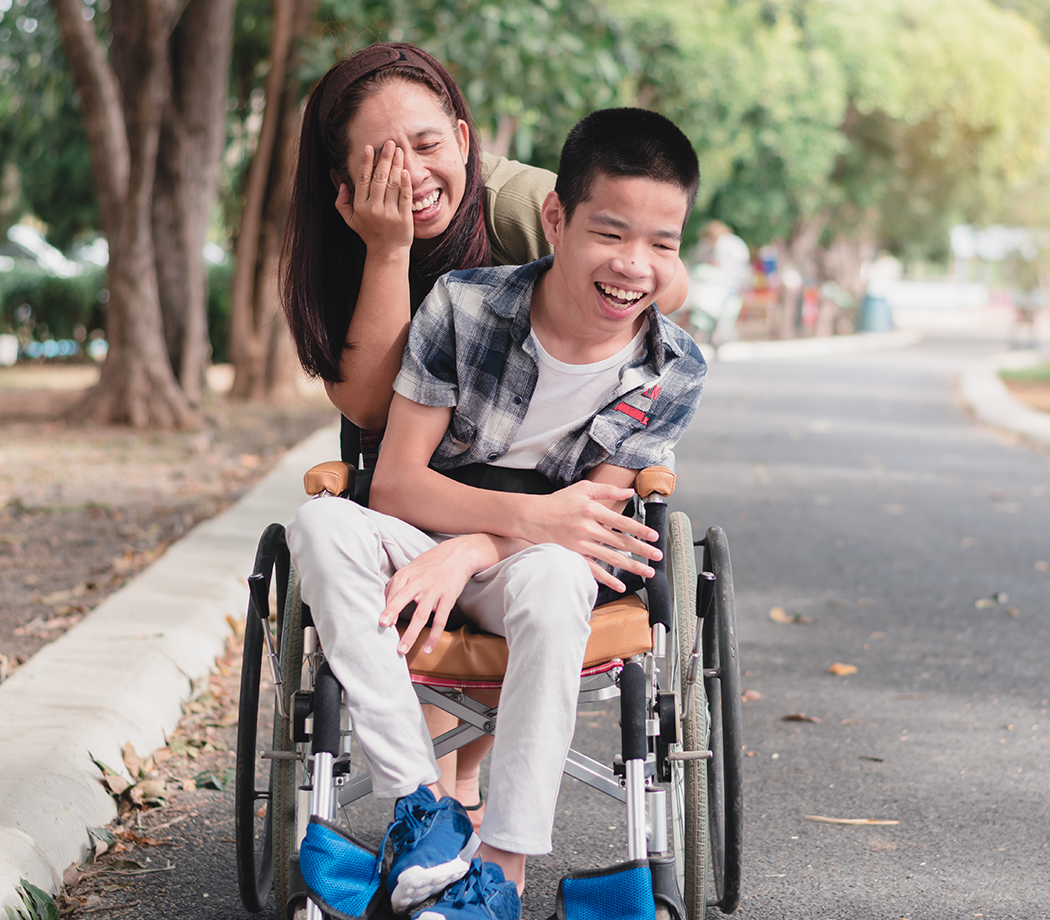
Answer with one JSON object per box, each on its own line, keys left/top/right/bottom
{"left": 153, "top": 0, "right": 235, "bottom": 406}
{"left": 229, "top": 0, "right": 315, "bottom": 400}
{"left": 51, "top": 0, "right": 204, "bottom": 428}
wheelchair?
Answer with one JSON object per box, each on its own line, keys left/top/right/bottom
{"left": 234, "top": 460, "right": 743, "bottom": 920}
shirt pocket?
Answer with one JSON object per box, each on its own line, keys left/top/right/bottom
{"left": 447, "top": 411, "right": 478, "bottom": 455}
{"left": 586, "top": 410, "right": 644, "bottom": 458}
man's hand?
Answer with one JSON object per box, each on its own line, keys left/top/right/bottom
{"left": 380, "top": 535, "right": 504, "bottom": 656}
{"left": 522, "top": 480, "right": 662, "bottom": 593}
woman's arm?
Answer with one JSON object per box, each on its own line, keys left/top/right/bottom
{"left": 324, "top": 143, "right": 415, "bottom": 429}
{"left": 660, "top": 257, "right": 690, "bottom": 316}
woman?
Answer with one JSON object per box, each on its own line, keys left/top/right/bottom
{"left": 280, "top": 41, "right": 687, "bottom": 822}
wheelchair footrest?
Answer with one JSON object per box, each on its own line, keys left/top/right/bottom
{"left": 551, "top": 860, "right": 656, "bottom": 920}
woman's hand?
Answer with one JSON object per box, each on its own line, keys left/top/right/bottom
{"left": 379, "top": 535, "right": 498, "bottom": 657}
{"left": 335, "top": 140, "right": 414, "bottom": 253}
{"left": 522, "top": 481, "right": 663, "bottom": 592}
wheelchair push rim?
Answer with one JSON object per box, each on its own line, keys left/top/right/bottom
{"left": 666, "top": 510, "right": 709, "bottom": 920}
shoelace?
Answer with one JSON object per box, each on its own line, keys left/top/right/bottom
{"left": 441, "top": 864, "right": 488, "bottom": 909}
{"left": 381, "top": 796, "right": 437, "bottom": 860}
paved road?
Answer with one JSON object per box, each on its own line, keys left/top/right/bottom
{"left": 88, "top": 332, "right": 1050, "bottom": 920}
{"left": 669, "top": 333, "right": 1050, "bottom": 919}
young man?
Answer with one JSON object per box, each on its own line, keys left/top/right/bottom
{"left": 288, "top": 107, "right": 706, "bottom": 920}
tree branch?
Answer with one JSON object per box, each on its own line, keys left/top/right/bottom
{"left": 49, "top": 0, "right": 129, "bottom": 234}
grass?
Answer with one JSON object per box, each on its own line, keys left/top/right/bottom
{"left": 999, "top": 362, "right": 1050, "bottom": 385}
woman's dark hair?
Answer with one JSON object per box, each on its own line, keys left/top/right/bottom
{"left": 281, "top": 43, "right": 490, "bottom": 381}
{"left": 554, "top": 108, "right": 700, "bottom": 229}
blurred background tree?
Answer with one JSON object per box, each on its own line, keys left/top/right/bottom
{"left": 1, "top": 0, "right": 1049, "bottom": 423}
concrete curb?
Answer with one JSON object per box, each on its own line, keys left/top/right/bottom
{"left": 0, "top": 421, "right": 339, "bottom": 909}
{"left": 957, "top": 350, "right": 1050, "bottom": 450}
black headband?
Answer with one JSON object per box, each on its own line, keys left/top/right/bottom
{"left": 318, "top": 44, "right": 449, "bottom": 132}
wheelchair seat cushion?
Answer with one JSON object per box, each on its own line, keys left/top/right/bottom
{"left": 400, "top": 595, "right": 652, "bottom": 683}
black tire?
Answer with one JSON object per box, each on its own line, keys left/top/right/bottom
{"left": 701, "top": 526, "right": 743, "bottom": 914}
{"left": 667, "top": 511, "right": 708, "bottom": 920}
{"left": 272, "top": 572, "right": 306, "bottom": 918}
{"left": 235, "top": 524, "right": 289, "bottom": 913}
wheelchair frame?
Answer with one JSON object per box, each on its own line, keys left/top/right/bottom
{"left": 234, "top": 481, "right": 742, "bottom": 920}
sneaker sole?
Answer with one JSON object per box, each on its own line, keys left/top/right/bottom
{"left": 390, "top": 832, "right": 480, "bottom": 913}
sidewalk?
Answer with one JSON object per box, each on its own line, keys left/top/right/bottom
{"left": 2, "top": 330, "right": 1047, "bottom": 909}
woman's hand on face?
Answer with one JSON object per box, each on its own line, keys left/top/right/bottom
{"left": 336, "top": 140, "right": 414, "bottom": 253}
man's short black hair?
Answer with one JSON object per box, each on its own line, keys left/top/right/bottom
{"left": 554, "top": 108, "right": 700, "bottom": 228}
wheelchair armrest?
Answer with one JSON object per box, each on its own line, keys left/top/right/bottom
{"left": 635, "top": 466, "right": 676, "bottom": 499}
{"left": 303, "top": 460, "right": 355, "bottom": 497}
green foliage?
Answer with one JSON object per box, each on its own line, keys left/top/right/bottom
{"left": 1000, "top": 362, "right": 1050, "bottom": 384}
{"left": 309, "top": 0, "right": 635, "bottom": 170}
{"left": 207, "top": 259, "right": 234, "bottom": 364}
{"left": 0, "top": 0, "right": 99, "bottom": 246}
{"left": 4, "top": 879, "right": 58, "bottom": 920}
{"left": 0, "top": 265, "right": 106, "bottom": 339}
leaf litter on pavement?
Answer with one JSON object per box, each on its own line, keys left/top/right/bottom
{"left": 60, "top": 621, "right": 247, "bottom": 916}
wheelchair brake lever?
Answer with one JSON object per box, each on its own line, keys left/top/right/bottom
{"left": 682, "top": 571, "right": 715, "bottom": 722}
{"left": 248, "top": 572, "right": 286, "bottom": 720}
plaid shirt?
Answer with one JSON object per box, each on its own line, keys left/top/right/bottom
{"left": 394, "top": 257, "right": 706, "bottom": 487}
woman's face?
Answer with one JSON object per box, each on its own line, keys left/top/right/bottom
{"left": 344, "top": 79, "right": 470, "bottom": 242}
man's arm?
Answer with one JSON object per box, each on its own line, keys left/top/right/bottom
{"left": 370, "top": 395, "right": 662, "bottom": 583}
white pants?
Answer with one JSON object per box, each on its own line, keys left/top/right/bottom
{"left": 286, "top": 495, "right": 596, "bottom": 855}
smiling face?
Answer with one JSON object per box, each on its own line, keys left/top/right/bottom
{"left": 537, "top": 173, "right": 688, "bottom": 352}
{"left": 343, "top": 78, "right": 469, "bottom": 241}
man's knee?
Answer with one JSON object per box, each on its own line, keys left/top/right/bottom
{"left": 287, "top": 497, "right": 375, "bottom": 576}
{"left": 506, "top": 544, "right": 596, "bottom": 634}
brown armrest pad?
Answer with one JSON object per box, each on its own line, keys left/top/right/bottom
{"left": 635, "top": 466, "right": 676, "bottom": 498}
{"left": 303, "top": 461, "right": 355, "bottom": 496}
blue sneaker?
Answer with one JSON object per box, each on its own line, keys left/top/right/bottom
{"left": 384, "top": 786, "right": 480, "bottom": 913}
{"left": 412, "top": 858, "right": 521, "bottom": 920}
{"left": 299, "top": 817, "right": 385, "bottom": 919}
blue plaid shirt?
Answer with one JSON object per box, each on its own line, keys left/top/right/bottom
{"left": 394, "top": 257, "right": 706, "bottom": 487}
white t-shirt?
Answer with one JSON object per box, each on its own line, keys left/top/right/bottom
{"left": 491, "top": 318, "right": 649, "bottom": 470}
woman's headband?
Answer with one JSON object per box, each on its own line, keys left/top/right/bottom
{"left": 317, "top": 44, "right": 449, "bottom": 133}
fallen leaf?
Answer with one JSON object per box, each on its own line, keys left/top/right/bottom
{"left": 1005, "top": 607, "right": 1020, "bottom": 618}
{"left": 122, "top": 742, "right": 144, "bottom": 780}
{"left": 828, "top": 662, "right": 857, "bottom": 676}
{"left": 1035, "top": 561, "right": 1050, "bottom": 572}
{"left": 741, "top": 689, "right": 763, "bottom": 702}
{"left": 781, "top": 713, "right": 820, "bottom": 723}
{"left": 90, "top": 753, "right": 130, "bottom": 796}
{"left": 859, "top": 756, "right": 884, "bottom": 762}
{"left": 769, "top": 607, "right": 814, "bottom": 625}
{"left": 127, "top": 778, "right": 168, "bottom": 807}
{"left": 805, "top": 815, "right": 899, "bottom": 826}
{"left": 975, "top": 598, "right": 996, "bottom": 609}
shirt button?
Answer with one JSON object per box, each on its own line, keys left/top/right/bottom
{"left": 488, "top": 453, "right": 498, "bottom": 461}
{"left": 513, "top": 396, "right": 522, "bottom": 405}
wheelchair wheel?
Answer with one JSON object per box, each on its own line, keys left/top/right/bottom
{"left": 667, "top": 511, "right": 708, "bottom": 920}
{"left": 271, "top": 571, "right": 306, "bottom": 918}
{"left": 236, "top": 524, "right": 290, "bottom": 913}
{"left": 701, "top": 526, "right": 743, "bottom": 914}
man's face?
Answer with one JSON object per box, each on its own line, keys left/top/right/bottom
{"left": 541, "top": 173, "right": 688, "bottom": 336}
